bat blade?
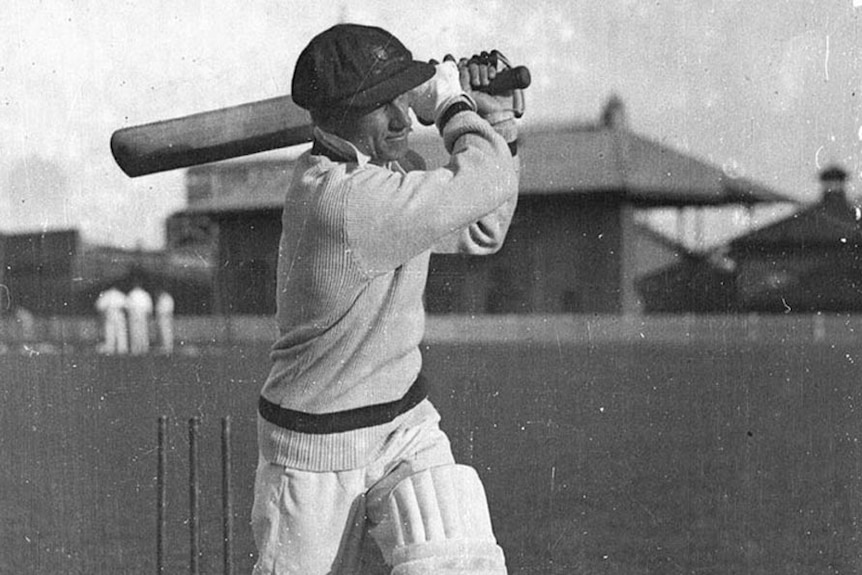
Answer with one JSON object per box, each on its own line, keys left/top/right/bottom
{"left": 110, "top": 95, "right": 313, "bottom": 177}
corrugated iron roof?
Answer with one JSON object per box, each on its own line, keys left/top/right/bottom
{"left": 178, "top": 120, "right": 791, "bottom": 216}
{"left": 730, "top": 202, "right": 862, "bottom": 248}
{"left": 413, "top": 123, "right": 791, "bottom": 205}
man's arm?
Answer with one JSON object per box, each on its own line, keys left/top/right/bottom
{"left": 345, "top": 111, "right": 518, "bottom": 276}
{"left": 433, "top": 53, "right": 523, "bottom": 255}
{"left": 401, "top": 146, "right": 519, "bottom": 256}
{"left": 431, "top": 191, "right": 518, "bottom": 255}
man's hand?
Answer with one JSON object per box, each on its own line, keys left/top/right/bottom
{"left": 457, "top": 50, "right": 526, "bottom": 126}
{"left": 409, "top": 60, "right": 476, "bottom": 128}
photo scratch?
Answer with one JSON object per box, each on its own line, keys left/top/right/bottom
{"left": 823, "top": 34, "right": 830, "bottom": 82}
{"left": 0, "top": 285, "right": 10, "bottom": 311}
{"left": 814, "top": 145, "right": 825, "bottom": 169}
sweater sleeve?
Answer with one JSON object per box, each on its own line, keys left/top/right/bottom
{"left": 432, "top": 118, "right": 520, "bottom": 255}
{"left": 344, "top": 110, "right": 518, "bottom": 277}
{"left": 431, "top": 192, "right": 518, "bottom": 255}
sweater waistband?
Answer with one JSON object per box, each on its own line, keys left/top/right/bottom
{"left": 258, "top": 374, "right": 428, "bottom": 435}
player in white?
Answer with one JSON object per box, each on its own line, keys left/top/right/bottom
{"left": 126, "top": 284, "right": 153, "bottom": 355}
{"left": 95, "top": 286, "right": 128, "bottom": 355}
{"left": 155, "top": 290, "right": 175, "bottom": 354}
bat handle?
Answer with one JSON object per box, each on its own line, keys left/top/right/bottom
{"left": 486, "top": 65, "right": 531, "bottom": 95}
{"left": 415, "top": 64, "right": 532, "bottom": 125}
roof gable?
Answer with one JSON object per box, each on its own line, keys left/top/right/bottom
{"left": 731, "top": 203, "right": 862, "bottom": 248}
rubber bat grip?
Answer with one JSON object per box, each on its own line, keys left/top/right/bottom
{"left": 485, "top": 65, "right": 531, "bottom": 94}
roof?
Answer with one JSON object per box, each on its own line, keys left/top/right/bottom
{"left": 730, "top": 202, "right": 862, "bottom": 248}
{"left": 412, "top": 122, "right": 791, "bottom": 206}
{"left": 176, "top": 118, "right": 791, "bottom": 216}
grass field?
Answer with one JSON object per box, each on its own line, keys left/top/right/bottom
{"left": 2, "top": 332, "right": 862, "bottom": 574}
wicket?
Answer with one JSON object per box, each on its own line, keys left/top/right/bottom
{"left": 156, "top": 415, "right": 235, "bottom": 575}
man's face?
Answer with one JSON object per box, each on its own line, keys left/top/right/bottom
{"left": 339, "top": 93, "right": 412, "bottom": 164}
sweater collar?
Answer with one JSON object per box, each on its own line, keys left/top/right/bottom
{"left": 310, "top": 127, "right": 406, "bottom": 174}
{"left": 312, "top": 126, "right": 372, "bottom": 167}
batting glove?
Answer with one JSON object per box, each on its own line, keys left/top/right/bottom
{"left": 409, "top": 60, "right": 477, "bottom": 130}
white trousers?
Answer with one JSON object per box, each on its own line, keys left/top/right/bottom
{"left": 157, "top": 315, "right": 173, "bottom": 353}
{"left": 251, "top": 405, "right": 506, "bottom": 575}
{"left": 100, "top": 312, "right": 128, "bottom": 354}
{"left": 128, "top": 312, "right": 149, "bottom": 355}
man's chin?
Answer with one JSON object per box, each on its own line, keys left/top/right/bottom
{"left": 379, "top": 137, "right": 409, "bottom": 162}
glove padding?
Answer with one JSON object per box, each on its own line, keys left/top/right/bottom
{"left": 409, "top": 60, "right": 476, "bottom": 129}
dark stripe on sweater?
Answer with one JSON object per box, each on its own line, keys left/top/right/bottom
{"left": 258, "top": 374, "right": 428, "bottom": 434}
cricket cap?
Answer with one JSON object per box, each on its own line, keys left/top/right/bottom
{"left": 291, "top": 24, "right": 435, "bottom": 112}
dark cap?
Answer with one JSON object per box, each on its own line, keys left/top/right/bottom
{"left": 291, "top": 24, "right": 435, "bottom": 112}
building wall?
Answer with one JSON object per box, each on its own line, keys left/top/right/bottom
{"left": 0, "top": 230, "right": 81, "bottom": 315}
{"left": 636, "top": 259, "right": 737, "bottom": 314}
{"left": 735, "top": 245, "right": 862, "bottom": 312}
{"left": 213, "top": 210, "right": 281, "bottom": 315}
{"left": 427, "top": 194, "right": 625, "bottom": 314}
{"left": 201, "top": 196, "right": 630, "bottom": 316}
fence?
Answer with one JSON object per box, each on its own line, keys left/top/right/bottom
{"left": 2, "top": 312, "right": 862, "bottom": 347}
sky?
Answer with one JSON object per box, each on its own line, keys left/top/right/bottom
{"left": 1, "top": 0, "right": 860, "bottom": 249}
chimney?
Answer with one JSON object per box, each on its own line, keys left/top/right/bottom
{"left": 601, "top": 94, "right": 627, "bottom": 130}
{"left": 819, "top": 164, "right": 850, "bottom": 216}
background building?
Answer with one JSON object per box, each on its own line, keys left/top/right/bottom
{"left": 165, "top": 159, "right": 294, "bottom": 315}
{"left": 0, "top": 229, "right": 80, "bottom": 316}
{"left": 637, "top": 165, "right": 862, "bottom": 314}
{"left": 0, "top": 230, "right": 211, "bottom": 318}
{"left": 728, "top": 165, "right": 862, "bottom": 313}
{"left": 3, "top": 99, "right": 805, "bottom": 320}
{"left": 167, "top": 97, "right": 789, "bottom": 316}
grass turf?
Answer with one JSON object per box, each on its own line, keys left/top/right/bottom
{"left": 1, "top": 337, "right": 861, "bottom": 573}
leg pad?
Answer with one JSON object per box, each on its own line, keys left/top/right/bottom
{"left": 371, "top": 464, "right": 507, "bottom": 574}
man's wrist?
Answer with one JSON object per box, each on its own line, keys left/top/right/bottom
{"left": 490, "top": 118, "right": 518, "bottom": 147}
{"left": 436, "top": 98, "right": 476, "bottom": 131}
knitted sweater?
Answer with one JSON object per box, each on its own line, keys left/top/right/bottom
{"left": 258, "top": 109, "right": 518, "bottom": 471}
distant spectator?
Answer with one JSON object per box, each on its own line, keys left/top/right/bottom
{"left": 155, "top": 290, "right": 175, "bottom": 354}
{"left": 95, "top": 287, "right": 128, "bottom": 355}
{"left": 126, "top": 285, "right": 153, "bottom": 355}
{"left": 14, "top": 306, "right": 36, "bottom": 341}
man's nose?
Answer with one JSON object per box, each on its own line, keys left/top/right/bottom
{"left": 389, "top": 101, "right": 411, "bottom": 130}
